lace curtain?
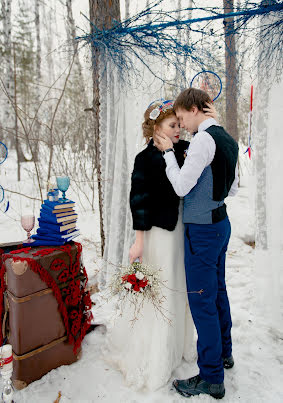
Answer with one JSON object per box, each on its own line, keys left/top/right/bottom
{"left": 98, "top": 57, "right": 164, "bottom": 286}
{"left": 254, "top": 10, "right": 283, "bottom": 330}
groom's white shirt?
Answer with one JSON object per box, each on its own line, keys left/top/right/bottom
{"left": 163, "top": 118, "right": 239, "bottom": 198}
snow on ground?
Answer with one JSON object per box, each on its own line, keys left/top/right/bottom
{"left": 0, "top": 157, "right": 282, "bottom": 402}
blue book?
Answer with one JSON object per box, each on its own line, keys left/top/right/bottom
{"left": 37, "top": 227, "right": 74, "bottom": 237}
{"left": 38, "top": 218, "right": 76, "bottom": 233}
{"left": 44, "top": 199, "right": 75, "bottom": 210}
{"left": 34, "top": 232, "right": 65, "bottom": 241}
{"left": 40, "top": 210, "right": 77, "bottom": 224}
{"left": 33, "top": 232, "right": 80, "bottom": 243}
{"left": 41, "top": 204, "right": 74, "bottom": 215}
{"left": 36, "top": 229, "right": 80, "bottom": 241}
{"left": 25, "top": 237, "right": 65, "bottom": 246}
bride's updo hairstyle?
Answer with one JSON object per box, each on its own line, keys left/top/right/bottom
{"left": 142, "top": 100, "right": 175, "bottom": 144}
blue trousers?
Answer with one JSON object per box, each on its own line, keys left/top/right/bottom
{"left": 184, "top": 216, "right": 232, "bottom": 384}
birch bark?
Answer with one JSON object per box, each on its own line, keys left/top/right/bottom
{"left": 33, "top": 0, "right": 41, "bottom": 161}
{"left": 223, "top": 0, "right": 239, "bottom": 143}
{"left": 1, "top": 0, "right": 13, "bottom": 130}
{"left": 89, "top": 0, "right": 121, "bottom": 257}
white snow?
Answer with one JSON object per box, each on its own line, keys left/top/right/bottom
{"left": 0, "top": 156, "right": 282, "bottom": 402}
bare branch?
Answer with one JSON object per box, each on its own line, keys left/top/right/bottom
{"left": 47, "top": 52, "right": 76, "bottom": 182}
{"left": 3, "top": 188, "right": 42, "bottom": 201}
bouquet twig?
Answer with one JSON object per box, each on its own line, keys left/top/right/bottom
{"left": 109, "top": 261, "right": 169, "bottom": 324}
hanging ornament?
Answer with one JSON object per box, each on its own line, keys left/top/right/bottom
{"left": 244, "top": 84, "right": 253, "bottom": 159}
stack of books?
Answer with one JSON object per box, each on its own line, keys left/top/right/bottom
{"left": 29, "top": 199, "right": 80, "bottom": 246}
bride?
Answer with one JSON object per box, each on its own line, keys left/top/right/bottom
{"left": 103, "top": 99, "right": 217, "bottom": 391}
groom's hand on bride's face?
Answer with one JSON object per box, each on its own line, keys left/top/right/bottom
{"left": 154, "top": 133, "right": 173, "bottom": 151}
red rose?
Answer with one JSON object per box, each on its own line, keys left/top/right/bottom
{"left": 127, "top": 274, "right": 137, "bottom": 285}
{"left": 133, "top": 284, "right": 140, "bottom": 292}
{"left": 122, "top": 275, "right": 129, "bottom": 282}
{"left": 139, "top": 279, "right": 148, "bottom": 288}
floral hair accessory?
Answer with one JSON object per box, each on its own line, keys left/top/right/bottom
{"left": 148, "top": 99, "right": 174, "bottom": 121}
{"left": 149, "top": 107, "right": 160, "bottom": 120}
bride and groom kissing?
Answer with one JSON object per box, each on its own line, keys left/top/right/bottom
{"left": 105, "top": 87, "right": 238, "bottom": 399}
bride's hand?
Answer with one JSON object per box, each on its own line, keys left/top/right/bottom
{"left": 203, "top": 102, "right": 218, "bottom": 120}
{"left": 129, "top": 241, "right": 143, "bottom": 264}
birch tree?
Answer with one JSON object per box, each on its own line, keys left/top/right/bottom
{"left": 33, "top": 0, "right": 41, "bottom": 161}
{"left": 223, "top": 0, "right": 239, "bottom": 142}
{"left": 89, "top": 0, "right": 120, "bottom": 256}
{"left": 173, "top": 0, "right": 193, "bottom": 95}
{"left": 125, "top": 0, "right": 129, "bottom": 19}
{"left": 1, "top": 0, "right": 13, "bottom": 132}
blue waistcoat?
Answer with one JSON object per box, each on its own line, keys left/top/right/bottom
{"left": 183, "top": 125, "right": 238, "bottom": 224}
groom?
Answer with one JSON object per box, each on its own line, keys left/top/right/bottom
{"left": 155, "top": 87, "right": 238, "bottom": 399}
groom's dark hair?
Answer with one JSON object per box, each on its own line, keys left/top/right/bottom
{"left": 174, "top": 87, "right": 212, "bottom": 112}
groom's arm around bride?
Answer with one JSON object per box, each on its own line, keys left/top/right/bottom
{"left": 155, "top": 87, "right": 238, "bottom": 399}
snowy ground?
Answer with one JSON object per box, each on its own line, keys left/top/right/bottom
{"left": 0, "top": 159, "right": 282, "bottom": 402}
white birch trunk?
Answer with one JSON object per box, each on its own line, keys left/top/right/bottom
{"left": 1, "top": 0, "right": 13, "bottom": 129}
{"left": 254, "top": 8, "right": 282, "bottom": 333}
{"left": 173, "top": 0, "right": 192, "bottom": 95}
{"left": 33, "top": 0, "right": 41, "bottom": 161}
{"left": 65, "top": 0, "right": 86, "bottom": 99}
{"left": 125, "top": 0, "right": 129, "bottom": 19}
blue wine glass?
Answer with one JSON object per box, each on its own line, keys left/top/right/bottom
{"left": 56, "top": 176, "right": 70, "bottom": 203}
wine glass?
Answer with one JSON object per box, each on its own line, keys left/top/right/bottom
{"left": 21, "top": 215, "right": 35, "bottom": 243}
{"left": 56, "top": 176, "right": 70, "bottom": 203}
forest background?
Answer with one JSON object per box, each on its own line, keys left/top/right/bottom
{"left": 0, "top": 0, "right": 282, "bottom": 331}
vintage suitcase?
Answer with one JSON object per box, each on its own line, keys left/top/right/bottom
{"left": 4, "top": 242, "right": 79, "bottom": 297}
{"left": 0, "top": 242, "right": 90, "bottom": 389}
{"left": 5, "top": 288, "right": 66, "bottom": 355}
{"left": 12, "top": 336, "right": 81, "bottom": 390}
{"left": 3, "top": 242, "right": 84, "bottom": 356}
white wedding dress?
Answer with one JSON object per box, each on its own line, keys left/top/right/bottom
{"left": 103, "top": 202, "right": 194, "bottom": 391}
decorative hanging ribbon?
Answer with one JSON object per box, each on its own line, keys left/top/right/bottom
{"left": 244, "top": 84, "right": 253, "bottom": 159}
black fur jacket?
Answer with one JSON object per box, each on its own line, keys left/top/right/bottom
{"left": 130, "top": 139, "right": 189, "bottom": 231}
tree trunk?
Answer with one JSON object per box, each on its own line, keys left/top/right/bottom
{"left": 174, "top": 0, "right": 193, "bottom": 95}
{"left": 223, "top": 0, "right": 239, "bottom": 143}
{"left": 89, "top": 0, "right": 120, "bottom": 257}
{"left": 33, "top": 0, "right": 41, "bottom": 162}
{"left": 1, "top": 0, "right": 13, "bottom": 133}
{"left": 12, "top": 43, "right": 26, "bottom": 178}
{"left": 65, "top": 0, "right": 88, "bottom": 151}
{"left": 66, "top": 0, "right": 77, "bottom": 56}
{"left": 125, "top": 0, "right": 129, "bottom": 19}
{"left": 13, "top": 44, "right": 20, "bottom": 181}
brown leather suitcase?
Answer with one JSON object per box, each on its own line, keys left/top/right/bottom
{"left": 12, "top": 336, "right": 81, "bottom": 390}
{"left": 4, "top": 242, "right": 79, "bottom": 297}
{"left": 5, "top": 288, "right": 66, "bottom": 355}
{"left": 3, "top": 243, "right": 84, "bottom": 356}
{"left": 0, "top": 242, "right": 90, "bottom": 389}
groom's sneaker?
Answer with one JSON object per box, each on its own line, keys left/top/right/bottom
{"left": 173, "top": 375, "right": 225, "bottom": 399}
{"left": 223, "top": 355, "right": 234, "bottom": 369}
